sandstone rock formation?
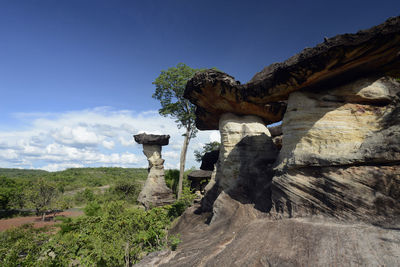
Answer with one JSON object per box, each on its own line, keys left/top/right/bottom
{"left": 184, "top": 16, "right": 400, "bottom": 130}
{"left": 267, "top": 124, "right": 282, "bottom": 150}
{"left": 133, "top": 133, "right": 175, "bottom": 209}
{"left": 137, "top": 16, "right": 400, "bottom": 266}
{"left": 187, "top": 170, "right": 212, "bottom": 193}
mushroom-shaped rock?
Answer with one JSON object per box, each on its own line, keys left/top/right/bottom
{"left": 187, "top": 170, "right": 213, "bottom": 193}
{"left": 184, "top": 16, "right": 400, "bottom": 130}
{"left": 184, "top": 70, "right": 287, "bottom": 130}
{"left": 133, "top": 133, "right": 174, "bottom": 209}
{"left": 133, "top": 133, "right": 170, "bottom": 146}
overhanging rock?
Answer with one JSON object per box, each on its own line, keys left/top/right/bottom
{"left": 184, "top": 16, "right": 400, "bottom": 130}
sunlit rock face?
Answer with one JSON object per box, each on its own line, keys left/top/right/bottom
{"left": 217, "top": 113, "right": 275, "bottom": 190}
{"left": 270, "top": 76, "right": 400, "bottom": 224}
{"left": 136, "top": 17, "right": 400, "bottom": 267}
{"left": 133, "top": 134, "right": 175, "bottom": 209}
{"left": 276, "top": 76, "right": 400, "bottom": 169}
{"left": 201, "top": 113, "right": 279, "bottom": 216}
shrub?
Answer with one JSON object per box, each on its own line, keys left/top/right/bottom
{"left": 84, "top": 201, "right": 102, "bottom": 216}
{"left": 110, "top": 180, "right": 141, "bottom": 203}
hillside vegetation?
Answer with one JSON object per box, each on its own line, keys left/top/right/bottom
{"left": 0, "top": 167, "right": 195, "bottom": 265}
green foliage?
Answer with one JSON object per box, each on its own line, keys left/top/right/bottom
{"left": 0, "top": 177, "right": 17, "bottom": 210}
{"left": 84, "top": 201, "right": 102, "bottom": 216}
{"left": 40, "top": 201, "right": 179, "bottom": 266}
{"left": 110, "top": 179, "right": 141, "bottom": 203}
{"left": 0, "top": 224, "right": 51, "bottom": 266}
{"left": 26, "top": 179, "right": 58, "bottom": 218}
{"left": 0, "top": 167, "right": 148, "bottom": 215}
{"left": 0, "top": 167, "right": 198, "bottom": 265}
{"left": 194, "top": 141, "right": 221, "bottom": 162}
{"left": 0, "top": 167, "right": 148, "bottom": 192}
{"left": 168, "top": 234, "right": 181, "bottom": 251}
{"left": 165, "top": 169, "right": 180, "bottom": 194}
{"left": 152, "top": 63, "right": 198, "bottom": 133}
{"left": 167, "top": 187, "right": 197, "bottom": 218}
{"left": 73, "top": 188, "right": 95, "bottom": 205}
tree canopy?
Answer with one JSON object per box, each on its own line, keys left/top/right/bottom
{"left": 152, "top": 63, "right": 198, "bottom": 137}
{"left": 194, "top": 141, "right": 221, "bottom": 162}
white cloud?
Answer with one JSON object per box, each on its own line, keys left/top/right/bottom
{"left": 0, "top": 107, "right": 219, "bottom": 171}
{"left": 40, "top": 163, "right": 84, "bottom": 172}
{"left": 163, "top": 151, "right": 179, "bottom": 159}
{"left": 102, "top": 140, "right": 115, "bottom": 149}
{"left": 119, "top": 136, "right": 134, "bottom": 147}
{"left": 209, "top": 131, "right": 221, "bottom": 142}
{"left": 51, "top": 126, "right": 103, "bottom": 147}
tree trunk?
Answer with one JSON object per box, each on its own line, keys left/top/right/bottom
{"left": 178, "top": 127, "right": 191, "bottom": 199}
{"left": 125, "top": 242, "right": 130, "bottom": 267}
{"left": 41, "top": 211, "right": 46, "bottom": 221}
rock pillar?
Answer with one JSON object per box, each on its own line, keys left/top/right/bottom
{"left": 134, "top": 133, "right": 175, "bottom": 209}
{"left": 216, "top": 113, "right": 277, "bottom": 191}
{"left": 202, "top": 113, "right": 279, "bottom": 214}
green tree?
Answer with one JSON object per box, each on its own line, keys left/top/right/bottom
{"left": 152, "top": 63, "right": 199, "bottom": 199}
{"left": 27, "top": 179, "right": 58, "bottom": 221}
{"left": 194, "top": 141, "right": 221, "bottom": 162}
{"left": 0, "top": 177, "right": 17, "bottom": 210}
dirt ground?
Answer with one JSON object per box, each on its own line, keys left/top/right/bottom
{"left": 0, "top": 210, "right": 84, "bottom": 232}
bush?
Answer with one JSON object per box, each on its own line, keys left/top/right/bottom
{"left": 84, "top": 201, "right": 102, "bottom": 216}
{"left": 167, "top": 187, "right": 197, "bottom": 218}
{"left": 74, "top": 188, "right": 94, "bottom": 205}
{"left": 110, "top": 180, "right": 141, "bottom": 203}
{"left": 0, "top": 224, "right": 51, "bottom": 266}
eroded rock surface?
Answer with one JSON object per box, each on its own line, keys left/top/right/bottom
{"left": 134, "top": 134, "right": 174, "bottom": 209}
{"left": 276, "top": 76, "right": 400, "bottom": 168}
{"left": 200, "top": 113, "right": 278, "bottom": 216}
{"left": 137, "top": 202, "right": 400, "bottom": 267}
{"left": 184, "top": 16, "right": 400, "bottom": 130}
{"left": 137, "top": 17, "right": 400, "bottom": 266}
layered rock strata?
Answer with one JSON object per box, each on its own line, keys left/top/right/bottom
{"left": 270, "top": 76, "right": 400, "bottom": 225}
{"left": 133, "top": 133, "right": 175, "bottom": 209}
{"left": 137, "top": 16, "right": 400, "bottom": 266}
{"left": 184, "top": 16, "right": 400, "bottom": 130}
{"left": 276, "top": 76, "right": 400, "bottom": 168}
{"left": 201, "top": 113, "right": 278, "bottom": 215}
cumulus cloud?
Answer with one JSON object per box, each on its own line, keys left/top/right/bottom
{"left": 0, "top": 107, "right": 219, "bottom": 171}
{"left": 102, "top": 140, "right": 115, "bottom": 150}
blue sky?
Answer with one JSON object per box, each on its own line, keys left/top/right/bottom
{"left": 0, "top": 1, "right": 398, "bottom": 171}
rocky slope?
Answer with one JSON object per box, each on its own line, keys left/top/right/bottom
{"left": 137, "top": 16, "right": 400, "bottom": 266}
